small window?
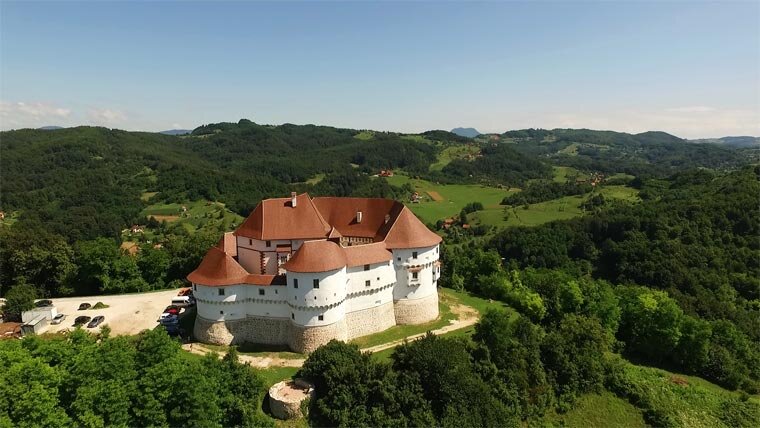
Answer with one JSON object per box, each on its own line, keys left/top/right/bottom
{"left": 364, "top": 264, "right": 370, "bottom": 271}
{"left": 294, "top": 278, "right": 299, "bottom": 288}
{"left": 249, "top": 239, "right": 252, "bottom": 245}
{"left": 193, "top": 284, "right": 197, "bottom": 291}
{"left": 318, "top": 315, "right": 324, "bottom": 321}
{"left": 313, "top": 279, "right": 319, "bottom": 289}
{"left": 412, "top": 251, "right": 418, "bottom": 259}
{"left": 266, "top": 240, "right": 271, "bottom": 247}
{"left": 397, "top": 257, "right": 401, "bottom": 261}
{"left": 220, "top": 310, "right": 224, "bottom": 315}
{"left": 258, "top": 289, "right": 265, "bottom": 296}
{"left": 365, "top": 280, "right": 371, "bottom": 287}
{"left": 218, "top": 288, "right": 225, "bottom": 296}
{"left": 291, "top": 313, "right": 295, "bottom": 320}
{"left": 412, "top": 272, "right": 418, "bottom": 280}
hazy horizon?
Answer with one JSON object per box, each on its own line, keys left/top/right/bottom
{"left": 2, "top": 1, "right": 758, "bottom": 139}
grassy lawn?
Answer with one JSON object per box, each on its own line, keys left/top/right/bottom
{"left": 354, "top": 131, "right": 374, "bottom": 140}
{"left": 385, "top": 173, "right": 518, "bottom": 224}
{"left": 305, "top": 173, "right": 325, "bottom": 185}
{"left": 350, "top": 299, "right": 455, "bottom": 349}
{"left": 125, "top": 200, "right": 243, "bottom": 242}
{"left": 551, "top": 166, "right": 587, "bottom": 183}
{"left": 470, "top": 185, "right": 640, "bottom": 229}
{"left": 199, "top": 342, "right": 304, "bottom": 360}
{"left": 430, "top": 145, "right": 480, "bottom": 171}
{"left": 537, "top": 391, "right": 647, "bottom": 427}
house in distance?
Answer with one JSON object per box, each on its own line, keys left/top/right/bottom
{"left": 188, "top": 192, "right": 442, "bottom": 353}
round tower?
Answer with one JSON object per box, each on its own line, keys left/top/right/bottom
{"left": 283, "top": 240, "right": 349, "bottom": 353}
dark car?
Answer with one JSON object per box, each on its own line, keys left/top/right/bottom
{"left": 78, "top": 303, "right": 91, "bottom": 310}
{"left": 74, "top": 316, "right": 91, "bottom": 326}
{"left": 35, "top": 299, "right": 53, "bottom": 307}
{"left": 87, "top": 316, "right": 105, "bottom": 328}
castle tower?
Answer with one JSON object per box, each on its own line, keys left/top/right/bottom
{"left": 283, "top": 240, "right": 349, "bottom": 353}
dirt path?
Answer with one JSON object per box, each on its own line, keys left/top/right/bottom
{"left": 184, "top": 299, "right": 481, "bottom": 368}
{"left": 426, "top": 190, "right": 444, "bottom": 201}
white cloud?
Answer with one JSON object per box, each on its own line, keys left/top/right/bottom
{"left": 87, "top": 108, "right": 127, "bottom": 126}
{"left": 0, "top": 101, "right": 72, "bottom": 129}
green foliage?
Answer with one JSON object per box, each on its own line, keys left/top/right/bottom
{"left": 502, "top": 181, "right": 593, "bottom": 206}
{"left": 1, "top": 283, "right": 37, "bottom": 321}
{"left": 0, "top": 328, "right": 272, "bottom": 427}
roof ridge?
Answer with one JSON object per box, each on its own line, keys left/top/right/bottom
{"left": 303, "top": 193, "right": 331, "bottom": 233}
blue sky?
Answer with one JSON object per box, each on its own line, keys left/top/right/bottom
{"left": 1, "top": 1, "right": 758, "bottom": 138}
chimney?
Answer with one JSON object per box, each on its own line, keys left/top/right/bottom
{"left": 384, "top": 214, "right": 390, "bottom": 224}
{"left": 356, "top": 211, "right": 363, "bottom": 223}
{"left": 291, "top": 192, "right": 297, "bottom": 207}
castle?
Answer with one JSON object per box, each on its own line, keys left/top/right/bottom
{"left": 188, "top": 192, "right": 442, "bottom": 353}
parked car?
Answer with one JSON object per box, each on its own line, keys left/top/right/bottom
{"left": 177, "top": 287, "right": 193, "bottom": 297}
{"left": 78, "top": 303, "right": 91, "bottom": 310}
{"left": 171, "top": 296, "right": 192, "bottom": 307}
{"left": 164, "top": 307, "right": 180, "bottom": 316}
{"left": 35, "top": 299, "right": 53, "bottom": 307}
{"left": 51, "top": 314, "right": 66, "bottom": 325}
{"left": 87, "top": 316, "right": 105, "bottom": 328}
{"left": 74, "top": 316, "right": 91, "bottom": 326}
{"left": 159, "top": 312, "right": 178, "bottom": 322}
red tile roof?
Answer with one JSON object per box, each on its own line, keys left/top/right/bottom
{"left": 312, "top": 197, "right": 401, "bottom": 239}
{"left": 187, "top": 247, "right": 249, "bottom": 286}
{"left": 383, "top": 207, "right": 442, "bottom": 249}
{"left": 234, "top": 193, "right": 331, "bottom": 240}
{"left": 283, "top": 240, "right": 346, "bottom": 273}
{"left": 343, "top": 242, "right": 392, "bottom": 267}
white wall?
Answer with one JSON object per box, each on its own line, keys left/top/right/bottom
{"left": 286, "top": 267, "right": 347, "bottom": 326}
{"left": 345, "top": 262, "right": 396, "bottom": 313}
{"left": 194, "top": 283, "right": 289, "bottom": 321}
{"left": 236, "top": 237, "right": 306, "bottom": 274}
{"left": 392, "top": 244, "right": 439, "bottom": 301}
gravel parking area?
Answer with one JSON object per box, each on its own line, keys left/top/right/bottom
{"left": 43, "top": 289, "right": 181, "bottom": 335}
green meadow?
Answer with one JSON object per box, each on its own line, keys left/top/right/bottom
{"left": 385, "top": 174, "right": 518, "bottom": 224}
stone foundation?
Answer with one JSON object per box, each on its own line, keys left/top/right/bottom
{"left": 193, "top": 315, "right": 290, "bottom": 346}
{"left": 393, "top": 292, "right": 439, "bottom": 325}
{"left": 345, "top": 301, "right": 396, "bottom": 340}
{"left": 289, "top": 319, "right": 348, "bottom": 354}
{"left": 195, "top": 292, "right": 439, "bottom": 352}
{"left": 268, "top": 379, "right": 314, "bottom": 420}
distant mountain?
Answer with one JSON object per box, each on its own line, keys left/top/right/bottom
{"left": 38, "top": 126, "right": 64, "bottom": 131}
{"left": 159, "top": 129, "right": 192, "bottom": 136}
{"left": 451, "top": 127, "right": 481, "bottom": 138}
{"left": 689, "top": 136, "right": 759, "bottom": 148}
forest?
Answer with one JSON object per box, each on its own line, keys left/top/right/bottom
{"left": 1, "top": 121, "right": 759, "bottom": 426}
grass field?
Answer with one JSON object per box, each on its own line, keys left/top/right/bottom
{"left": 470, "top": 185, "right": 640, "bottom": 228}
{"left": 385, "top": 174, "right": 518, "bottom": 224}
{"left": 124, "top": 200, "right": 244, "bottom": 241}
{"left": 537, "top": 391, "right": 647, "bottom": 427}
{"left": 430, "top": 144, "right": 480, "bottom": 171}
{"left": 551, "top": 166, "right": 587, "bottom": 183}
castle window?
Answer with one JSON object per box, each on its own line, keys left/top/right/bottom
{"left": 397, "top": 257, "right": 401, "bottom": 261}
{"left": 313, "top": 279, "right": 319, "bottom": 289}
{"left": 412, "top": 251, "right": 418, "bottom": 259}
{"left": 193, "top": 284, "right": 197, "bottom": 291}
{"left": 365, "top": 280, "right": 371, "bottom": 287}
{"left": 249, "top": 239, "right": 252, "bottom": 245}
{"left": 291, "top": 313, "right": 295, "bottom": 320}
{"left": 220, "top": 310, "right": 224, "bottom": 315}
{"left": 364, "top": 264, "right": 370, "bottom": 271}
{"left": 218, "top": 288, "right": 225, "bottom": 296}
{"left": 259, "top": 289, "right": 265, "bottom": 296}
{"left": 412, "top": 272, "right": 418, "bottom": 280}
{"left": 318, "top": 315, "right": 324, "bottom": 321}
{"left": 294, "top": 278, "right": 298, "bottom": 288}
{"left": 266, "top": 240, "right": 271, "bottom": 247}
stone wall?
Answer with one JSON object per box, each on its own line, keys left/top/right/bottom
{"left": 194, "top": 315, "right": 290, "bottom": 346}
{"left": 394, "top": 292, "right": 439, "bottom": 325}
{"left": 268, "top": 379, "right": 314, "bottom": 420}
{"left": 289, "top": 319, "right": 348, "bottom": 353}
{"left": 345, "top": 301, "right": 396, "bottom": 340}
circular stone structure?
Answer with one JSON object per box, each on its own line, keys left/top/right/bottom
{"left": 268, "top": 379, "right": 315, "bottom": 420}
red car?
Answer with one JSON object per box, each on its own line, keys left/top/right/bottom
{"left": 163, "top": 305, "right": 180, "bottom": 315}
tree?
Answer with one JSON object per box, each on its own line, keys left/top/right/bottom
{"left": 1, "top": 283, "right": 36, "bottom": 321}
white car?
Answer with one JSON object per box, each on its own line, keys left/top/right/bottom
{"left": 51, "top": 314, "right": 66, "bottom": 325}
